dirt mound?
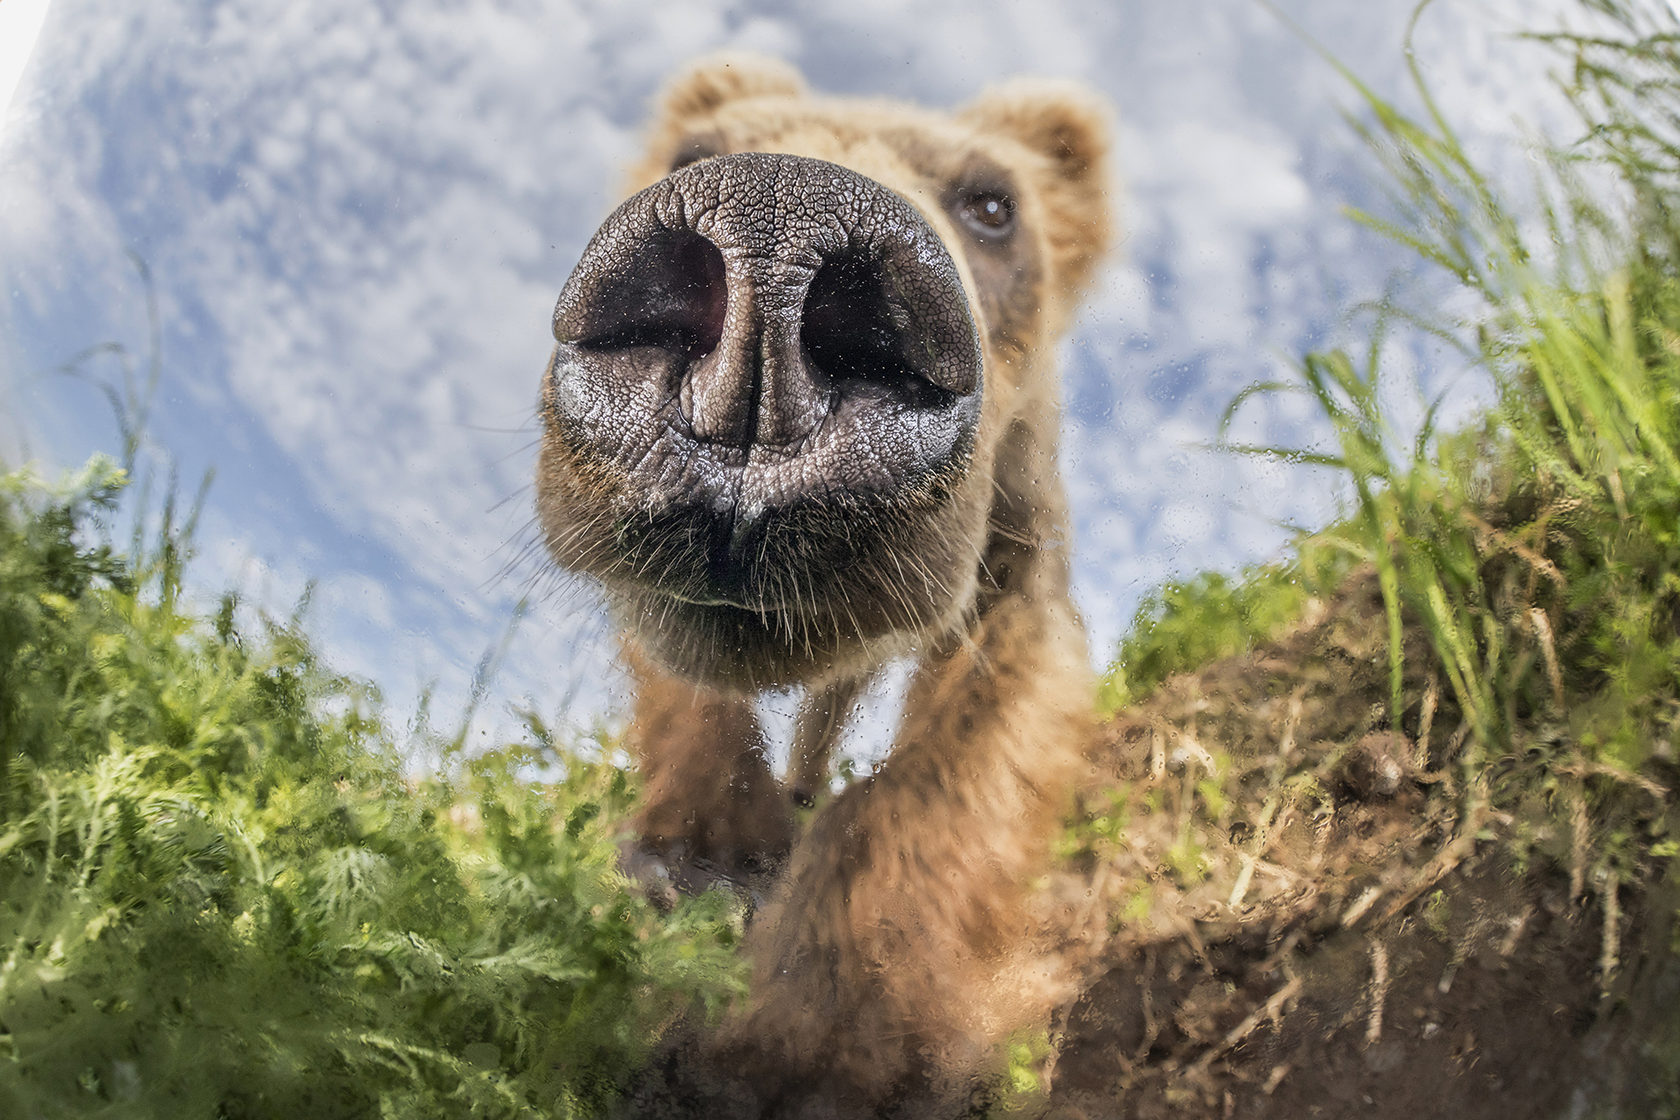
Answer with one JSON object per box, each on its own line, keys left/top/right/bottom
{"left": 1045, "top": 573, "right": 1679, "bottom": 1119}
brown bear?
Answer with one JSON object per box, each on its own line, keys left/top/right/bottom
{"left": 536, "top": 54, "right": 1115, "bottom": 1115}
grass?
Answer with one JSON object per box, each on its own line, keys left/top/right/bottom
{"left": 1101, "top": 0, "right": 1680, "bottom": 796}
{"left": 0, "top": 457, "right": 745, "bottom": 1118}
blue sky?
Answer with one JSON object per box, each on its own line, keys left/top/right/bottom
{"left": 0, "top": 0, "right": 1605, "bottom": 760}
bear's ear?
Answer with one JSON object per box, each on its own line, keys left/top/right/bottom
{"left": 657, "top": 53, "right": 807, "bottom": 123}
{"left": 960, "top": 79, "right": 1112, "bottom": 185}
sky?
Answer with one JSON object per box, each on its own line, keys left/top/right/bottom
{"left": 0, "top": 0, "right": 1635, "bottom": 765}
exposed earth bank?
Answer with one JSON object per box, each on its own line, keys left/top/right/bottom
{"left": 1046, "top": 573, "right": 1679, "bottom": 1119}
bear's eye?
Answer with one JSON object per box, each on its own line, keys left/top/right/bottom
{"left": 955, "top": 191, "right": 1017, "bottom": 239}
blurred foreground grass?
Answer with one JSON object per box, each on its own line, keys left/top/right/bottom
{"left": 0, "top": 457, "right": 744, "bottom": 1118}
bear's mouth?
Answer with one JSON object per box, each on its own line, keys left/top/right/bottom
{"left": 601, "top": 451, "right": 969, "bottom": 615}
{"left": 649, "top": 500, "right": 775, "bottom": 610}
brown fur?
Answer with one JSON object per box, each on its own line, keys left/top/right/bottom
{"left": 538, "top": 55, "right": 1116, "bottom": 1114}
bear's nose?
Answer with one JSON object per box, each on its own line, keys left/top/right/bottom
{"left": 550, "top": 152, "right": 982, "bottom": 453}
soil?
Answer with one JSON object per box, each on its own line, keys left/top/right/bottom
{"left": 1043, "top": 573, "right": 1680, "bottom": 1119}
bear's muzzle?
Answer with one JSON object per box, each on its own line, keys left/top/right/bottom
{"left": 545, "top": 152, "right": 983, "bottom": 607}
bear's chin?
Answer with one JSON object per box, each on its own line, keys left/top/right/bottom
{"left": 613, "top": 590, "right": 901, "bottom": 692}
{"left": 607, "top": 516, "right": 985, "bottom": 690}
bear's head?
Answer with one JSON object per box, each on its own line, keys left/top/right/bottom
{"left": 537, "top": 56, "right": 1114, "bottom": 690}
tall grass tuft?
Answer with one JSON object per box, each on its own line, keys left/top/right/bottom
{"left": 1101, "top": 0, "right": 1680, "bottom": 886}
{"left": 1322, "top": 0, "right": 1680, "bottom": 782}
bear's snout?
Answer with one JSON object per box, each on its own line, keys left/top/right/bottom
{"left": 539, "top": 152, "right": 995, "bottom": 671}
{"left": 546, "top": 153, "right": 982, "bottom": 518}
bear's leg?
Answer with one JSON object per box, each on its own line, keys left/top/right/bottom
{"left": 621, "top": 646, "right": 794, "bottom": 905}
{"left": 724, "top": 589, "right": 1094, "bottom": 1111}
{"left": 787, "top": 672, "right": 866, "bottom": 808}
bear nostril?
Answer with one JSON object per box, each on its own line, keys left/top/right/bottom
{"left": 574, "top": 229, "right": 726, "bottom": 362}
{"left": 549, "top": 151, "right": 982, "bottom": 493}
{"left": 801, "top": 253, "right": 955, "bottom": 410}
